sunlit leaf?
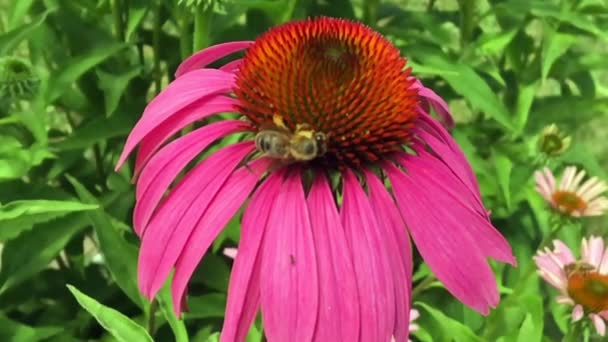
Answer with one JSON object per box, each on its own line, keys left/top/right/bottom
{"left": 67, "top": 176, "right": 144, "bottom": 308}
{"left": 0, "top": 199, "right": 97, "bottom": 241}
{"left": 66, "top": 285, "right": 153, "bottom": 342}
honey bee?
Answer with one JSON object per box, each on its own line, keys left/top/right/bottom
{"left": 255, "top": 114, "right": 327, "bottom": 161}
{"left": 564, "top": 261, "right": 595, "bottom": 278}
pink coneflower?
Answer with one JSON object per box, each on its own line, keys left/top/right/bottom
{"left": 116, "top": 17, "right": 515, "bottom": 342}
{"left": 535, "top": 166, "right": 608, "bottom": 217}
{"left": 534, "top": 237, "right": 608, "bottom": 336}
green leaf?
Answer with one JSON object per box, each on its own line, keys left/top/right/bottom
{"left": 96, "top": 66, "right": 141, "bottom": 116}
{"left": 494, "top": 153, "right": 513, "bottom": 209}
{"left": 53, "top": 113, "right": 136, "bottom": 150}
{"left": 0, "top": 314, "right": 62, "bottom": 342}
{"left": 184, "top": 293, "right": 226, "bottom": 319}
{"left": 0, "top": 9, "right": 52, "bottom": 56}
{"left": 0, "top": 212, "right": 88, "bottom": 293}
{"left": 0, "top": 137, "right": 54, "bottom": 181}
{"left": 417, "top": 302, "right": 483, "bottom": 342}
{"left": 419, "top": 53, "right": 514, "bottom": 131}
{"left": 541, "top": 31, "right": 576, "bottom": 81}
{"left": 473, "top": 28, "right": 519, "bottom": 58}
{"left": 46, "top": 42, "right": 128, "bottom": 102}
{"left": 0, "top": 199, "right": 97, "bottom": 241}
{"left": 67, "top": 175, "right": 144, "bottom": 308}
{"left": 158, "top": 280, "right": 189, "bottom": 342}
{"left": 516, "top": 314, "right": 536, "bottom": 342}
{"left": 66, "top": 285, "right": 153, "bottom": 342}
{"left": 126, "top": 0, "right": 152, "bottom": 42}
{"left": 513, "top": 81, "right": 540, "bottom": 134}
{"left": 7, "top": 0, "right": 37, "bottom": 29}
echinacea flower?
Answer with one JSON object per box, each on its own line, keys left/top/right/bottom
{"left": 116, "top": 17, "right": 515, "bottom": 342}
{"left": 534, "top": 237, "right": 608, "bottom": 336}
{"left": 535, "top": 166, "right": 608, "bottom": 217}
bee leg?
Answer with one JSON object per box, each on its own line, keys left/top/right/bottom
{"left": 240, "top": 150, "right": 261, "bottom": 174}
{"left": 272, "top": 114, "right": 288, "bottom": 130}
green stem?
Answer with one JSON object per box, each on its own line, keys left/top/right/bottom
{"left": 457, "top": 0, "right": 475, "bottom": 49}
{"left": 112, "top": 0, "right": 125, "bottom": 41}
{"left": 177, "top": 6, "right": 192, "bottom": 59}
{"left": 363, "top": 0, "right": 380, "bottom": 26}
{"left": 562, "top": 320, "right": 583, "bottom": 342}
{"left": 93, "top": 144, "right": 106, "bottom": 186}
{"left": 412, "top": 275, "right": 437, "bottom": 298}
{"left": 148, "top": 299, "right": 159, "bottom": 335}
{"left": 153, "top": 2, "right": 162, "bottom": 94}
{"left": 193, "top": 6, "right": 213, "bottom": 52}
{"left": 427, "top": 0, "right": 436, "bottom": 11}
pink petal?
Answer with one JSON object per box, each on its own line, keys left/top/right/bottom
{"left": 220, "top": 173, "right": 283, "bottom": 342}
{"left": 307, "top": 173, "right": 360, "bottom": 342}
{"left": 552, "top": 240, "right": 576, "bottom": 265}
{"left": 260, "top": 170, "right": 319, "bottom": 342}
{"left": 220, "top": 59, "right": 243, "bottom": 73}
{"left": 417, "top": 88, "right": 454, "bottom": 129}
{"left": 398, "top": 153, "right": 515, "bottom": 265}
{"left": 413, "top": 129, "right": 484, "bottom": 215}
{"left": 175, "top": 41, "right": 252, "bottom": 78}
{"left": 534, "top": 254, "right": 568, "bottom": 291}
{"left": 134, "top": 96, "right": 241, "bottom": 176}
{"left": 223, "top": 248, "right": 238, "bottom": 259}
{"left": 416, "top": 114, "right": 482, "bottom": 201}
{"left": 341, "top": 170, "right": 395, "bottom": 342}
{"left": 582, "top": 236, "right": 605, "bottom": 268}
{"left": 172, "top": 158, "right": 272, "bottom": 314}
{"left": 365, "top": 170, "right": 413, "bottom": 342}
{"left": 137, "top": 142, "right": 253, "bottom": 299}
{"left": 591, "top": 313, "right": 607, "bottom": 336}
{"left": 116, "top": 69, "right": 236, "bottom": 169}
{"left": 385, "top": 162, "right": 499, "bottom": 314}
{"left": 572, "top": 305, "right": 584, "bottom": 321}
{"left": 134, "top": 120, "right": 248, "bottom": 235}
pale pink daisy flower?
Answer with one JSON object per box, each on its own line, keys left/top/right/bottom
{"left": 534, "top": 236, "right": 608, "bottom": 336}
{"left": 535, "top": 166, "right": 608, "bottom": 217}
{"left": 116, "top": 17, "right": 515, "bottom": 342}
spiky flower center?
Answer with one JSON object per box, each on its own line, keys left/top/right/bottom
{"left": 567, "top": 267, "right": 608, "bottom": 313}
{"left": 235, "top": 17, "right": 419, "bottom": 168}
{"left": 552, "top": 191, "right": 587, "bottom": 214}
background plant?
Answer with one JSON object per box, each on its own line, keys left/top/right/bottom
{"left": 1, "top": 0, "right": 607, "bottom": 341}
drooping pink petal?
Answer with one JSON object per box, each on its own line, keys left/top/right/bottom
{"left": 171, "top": 158, "right": 272, "bottom": 314}
{"left": 385, "top": 162, "right": 499, "bottom": 314}
{"left": 260, "top": 170, "right": 319, "bottom": 342}
{"left": 341, "top": 170, "right": 395, "bottom": 342}
{"left": 175, "top": 41, "right": 253, "bottom": 78}
{"left": 220, "top": 59, "right": 243, "bottom": 73}
{"left": 416, "top": 113, "right": 482, "bottom": 200}
{"left": 221, "top": 173, "right": 283, "bottom": 342}
{"left": 137, "top": 142, "right": 254, "bottom": 299}
{"left": 307, "top": 173, "right": 360, "bottom": 342}
{"left": 398, "top": 153, "right": 515, "bottom": 265}
{"left": 134, "top": 96, "right": 242, "bottom": 176}
{"left": 134, "top": 120, "right": 248, "bottom": 235}
{"left": 413, "top": 79, "right": 454, "bottom": 129}
{"left": 365, "top": 170, "right": 412, "bottom": 342}
{"left": 116, "top": 69, "right": 236, "bottom": 169}
{"left": 413, "top": 128, "right": 483, "bottom": 212}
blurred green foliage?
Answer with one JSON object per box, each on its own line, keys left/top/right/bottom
{"left": 0, "top": 0, "right": 607, "bottom": 341}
